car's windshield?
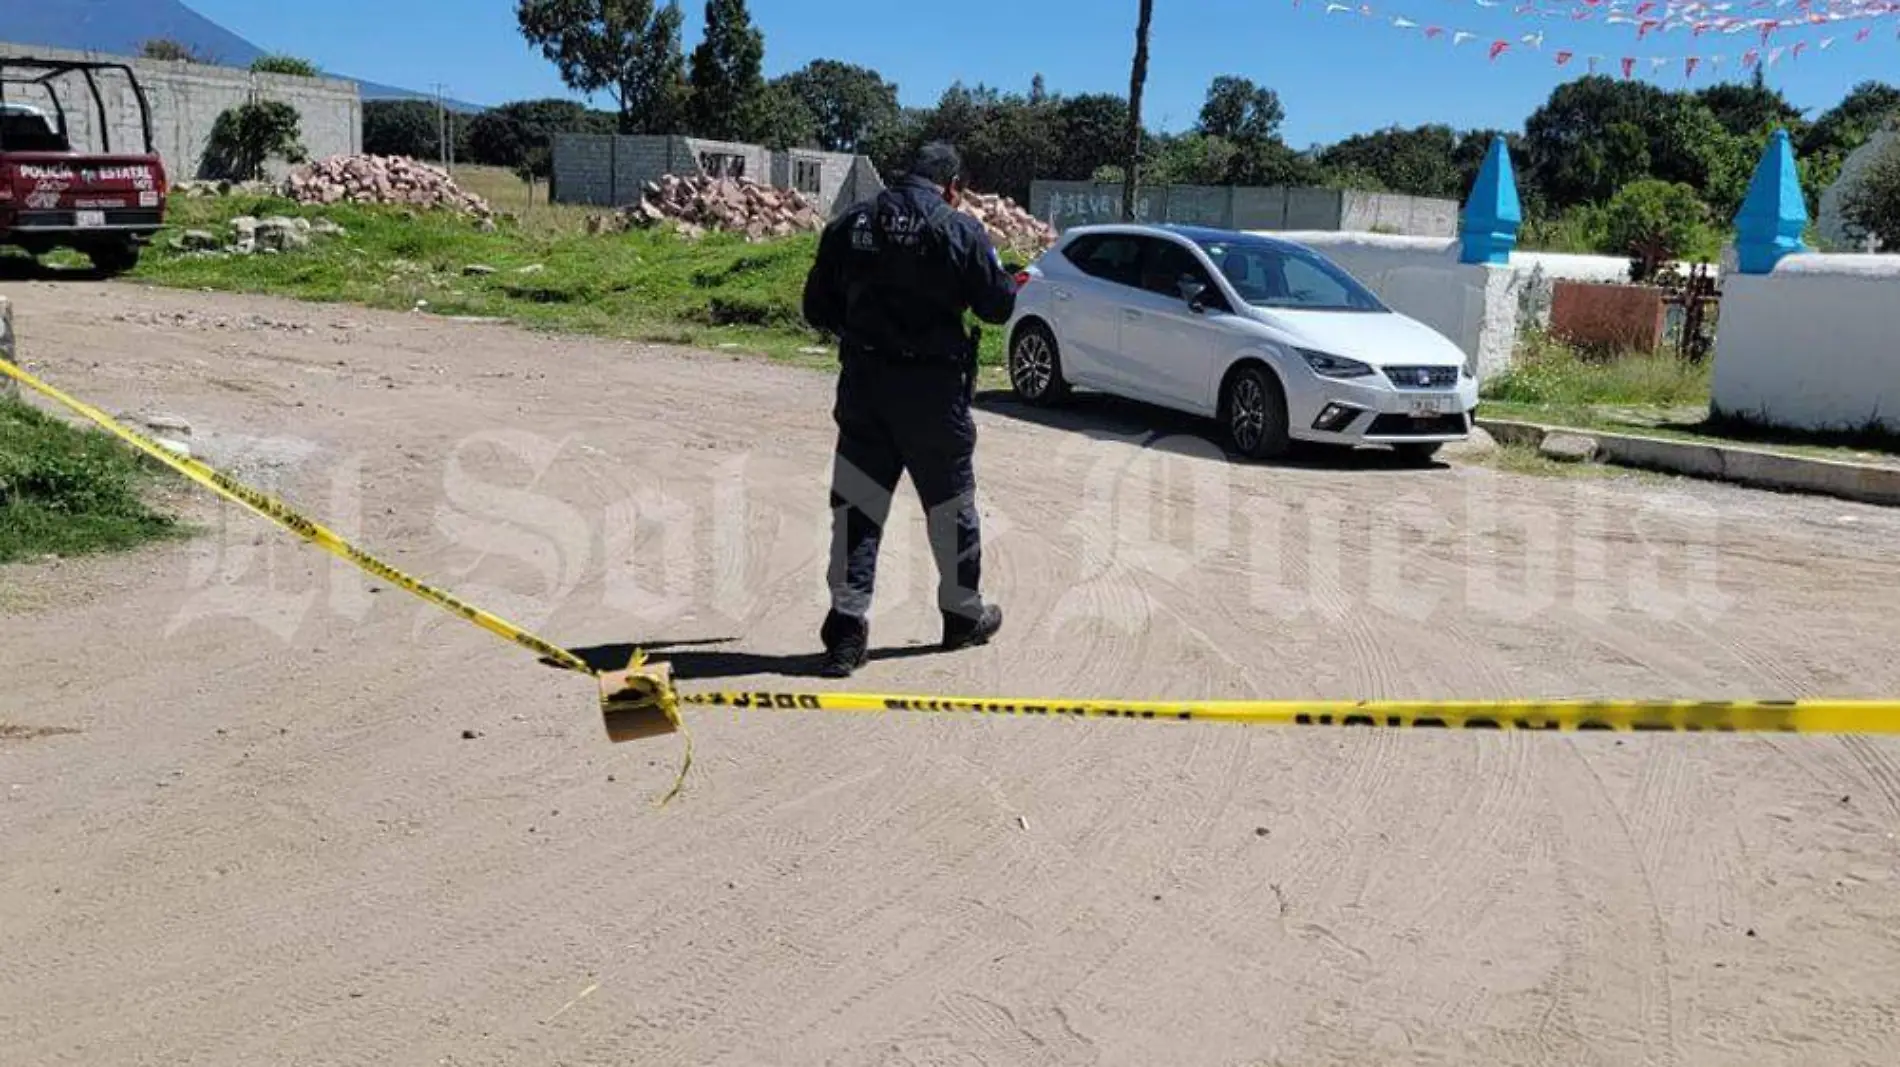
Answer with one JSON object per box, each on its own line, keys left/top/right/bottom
{"left": 1193, "top": 238, "right": 1387, "bottom": 313}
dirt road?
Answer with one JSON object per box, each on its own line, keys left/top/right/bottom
{"left": 4, "top": 280, "right": 1899, "bottom": 1066}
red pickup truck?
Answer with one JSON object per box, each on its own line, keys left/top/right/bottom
{"left": 0, "top": 58, "right": 168, "bottom": 275}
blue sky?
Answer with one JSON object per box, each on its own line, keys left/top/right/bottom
{"left": 188, "top": 0, "right": 1899, "bottom": 146}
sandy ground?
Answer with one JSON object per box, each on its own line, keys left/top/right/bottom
{"left": 4, "top": 279, "right": 1900, "bottom": 1067}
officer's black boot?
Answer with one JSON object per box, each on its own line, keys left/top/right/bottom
{"left": 819, "top": 610, "right": 870, "bottom": 679}
{"left": 941, "top": 603, "right": 1003, "bottom": 652}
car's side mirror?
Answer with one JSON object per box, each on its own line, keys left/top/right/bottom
{"left": 1178, "top": 276, "right": 1210, "bottom": 311}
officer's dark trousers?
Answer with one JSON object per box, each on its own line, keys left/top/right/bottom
{"left": 828, "top": 354, "right": 983, "bottom": 623}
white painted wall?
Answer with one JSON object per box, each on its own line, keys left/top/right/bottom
{"left": 1712, "top": 253, "right": 1900, "bottom": 431}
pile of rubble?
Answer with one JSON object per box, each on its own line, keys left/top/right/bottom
{"left": 172, "top": 214, "right": 346, "bottom": 257}
{"left": 618, "top": 175, "right": 826, "bottom": 241}
{"left": 954, "top": 190, "right": 1056, "bottom": 255}
{"left": 283, "top": 155, "right": 493, "bottom": 218}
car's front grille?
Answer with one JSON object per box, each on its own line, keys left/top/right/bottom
{"left": 1367, "top": 413, "right": 1469, "bottom": 437}
{"left": 1384, "top": 365, "right": 1460, "bottom": 390}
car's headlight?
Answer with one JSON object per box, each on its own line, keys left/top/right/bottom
{"left": 1296, "top": 348, "right": 1375, "bottom": 379}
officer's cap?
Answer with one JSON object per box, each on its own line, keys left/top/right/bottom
{"left": 910, "top": 142, "right": 962, "bottom": 186}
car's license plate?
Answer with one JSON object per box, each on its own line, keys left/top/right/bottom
{"left": 75, "top": 210, "right": 106, "bottom": 228}
{"left": 1408, "top": 395, "right": 1456, "bottom": 417}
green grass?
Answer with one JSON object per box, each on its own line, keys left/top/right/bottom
{"left": 0, "top": 397, "right": 183, "bottom": 563}
{"left": 137, "top": 195, "right": 1013, "bottom": 368}
{"left": 1478, "top": 330, "right": 1900, "bottom": 466}
{"left": 1482, "top": 330, "right": 1713, "bottom": 409}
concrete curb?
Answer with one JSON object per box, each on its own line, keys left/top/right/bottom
{"left": 1478, "top": 418, "right": 1900, "bottom": 507}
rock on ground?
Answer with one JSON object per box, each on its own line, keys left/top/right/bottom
{"left": 1540, "top": 432, "right": 1600, "bottom": 463}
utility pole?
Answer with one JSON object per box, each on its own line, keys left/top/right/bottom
{"left": 1123, "top": 0, "right": 1154, "bottom": 222}
{"left": 432, "top": 83, "right": 449, "bottom": 165}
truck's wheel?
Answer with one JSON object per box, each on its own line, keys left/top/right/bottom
{"left": 87, "top": 242, "right": 140, "bottom": 276}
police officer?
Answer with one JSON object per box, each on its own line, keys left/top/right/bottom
{"left": 801, "top": 143, "right": 1019, "bottom": 678}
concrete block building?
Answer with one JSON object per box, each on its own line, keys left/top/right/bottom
{"left": 551, "top": 133, "right": 884, "bottom": 218}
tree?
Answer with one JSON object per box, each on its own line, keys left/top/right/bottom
{"left": 1198, "top": 76, "right": 1285, "bottom": 142}
{"left": 1053, "top": 93, "right": 1130, "bottom": 180}
{"left": 1599, "top": 179, "right": 1717, "bottom": 281}
{"left": 1123, "top": 0, "right": 1153, "bottom": 220}
{"left": 775, "top": 59, "right": 899, "bottom": 153}
{"left": 1318, "top": 125, "right": 1462, "bottom": 198}
{"left": 365, "top": 100, "right": 450, "bottom": 160}
{"left": 1524, "top": 76, "right": 1735, "bottom": 211}
{"left": 466, "top": 99, "right": 617, "bottom": 177}
{"left": 1801, "top": 81, "right": 1900, "bottom": 162}
{"left": 202, "top": 102, "right": 306, "bottom": 181}
{"left": 140, "top": 38, "right": 214, "bottom": 64}
{"left": 1800, "top": 81, "right": 1900, "bottom": 208}
{"left": 748, "top": 82, "right": 818, "bottom": 150}
{"left": 1696, "top": 71, "right": 1801, "bottom": 139}
{"left": 516, "top": 0, "right": 690, "bottom": 134}
{"left": 252, "top": 55, "right": 322, "bottom": 78}
{"left": 687, "top": 0, "right": 767, "bottom": 142}
{"left": 1843, "top": 139, "right": 1900, "bottom": 250}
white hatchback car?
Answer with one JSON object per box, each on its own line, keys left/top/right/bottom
{"left": 1005, "top": 224, "right": 1479, "bottom": 463}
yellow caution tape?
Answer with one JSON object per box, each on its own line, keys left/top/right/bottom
{"left": 2, "top": 352, "right": 693, "bottom": 799}
{"left": 678, "top": 691, "right": 1900, "bottom": 734}
{"left": 16, "top": 352, "right": 1900, "bottom": 807}
{"left": 1, "top": 353, "right": 594, "bottom": 674}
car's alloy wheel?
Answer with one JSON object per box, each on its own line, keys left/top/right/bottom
{"left": 1008, "top": 324, "right": 1069, "bottom": 405}
{"left": 1223, "top": 365, "right": 1290, "bottom": 459}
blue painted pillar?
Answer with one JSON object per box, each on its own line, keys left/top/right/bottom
{"left": 1459, "top": 135, "right": 1522, "bottom": 265}
{"left": 1734, "top": 129, "right": 1809, "bottom": 274}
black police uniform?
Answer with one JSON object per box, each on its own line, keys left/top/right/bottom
{"left": 802, "top": 171, "right": 1018, "bottom": 663}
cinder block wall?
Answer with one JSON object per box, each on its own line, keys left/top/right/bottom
{"left": 0, "top": 40, "right": 361, "bottom": 180}
{"left": 1030, "top": 180, "right": 1457, "bottom": 238}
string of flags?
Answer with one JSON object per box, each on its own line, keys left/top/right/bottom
{"left": 1311, "top": 0, "right": 1900, "bottom": 37}
{"left": 1294, "top": 0, "right": 1900, "bottom": 79}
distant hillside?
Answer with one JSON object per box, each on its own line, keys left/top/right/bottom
{"left": 0, "top": 0, "right": 481, "bottom": 108}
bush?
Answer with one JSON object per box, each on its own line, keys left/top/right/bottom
{"left": 0, "top": 398, "right": 177, "bottom": 563}
{"left": 252, "top": 55, "right": 322, "bottom": 78}
{"left": 1599, "top": 179, "right": 1721, "bottom": 280}
{"left": 202, "top": 102, "right": 307, "bottom": 181}
{"left": 140, "top": 38, "right": 215, "bottom": 64}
